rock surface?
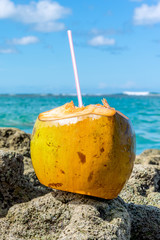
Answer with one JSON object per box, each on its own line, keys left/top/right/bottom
{"left": 120, "top": 163, "right": 160, "bottom": 207}
{"left": 135, "top": 149, "right": 160, "bottom": 166}
{"left": 0, "top": 129, "right": 51, "bottom": 218}
{"left": 0, "top": 149, "right": 24, "bottom": 217}
{"left": 0, "top": 128, "right": 31, "bottom": 157}
{"left": 120, "top": 149, "right": 160, "bottom": 240}
{"left": 0, "top": 128, "right": 160, "bottom": 239}
{"left": 0, "top": 192, "right": 130, "bottom": 240}
{"left": 127, "top": 203, "right": 160, "bottom": 240}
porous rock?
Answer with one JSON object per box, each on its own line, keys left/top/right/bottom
{"left": 120, "top": 150, "right": 160, "bottom": 207}
{"left": 0, "top": 127, "right": 31, "bottom": 157}
{"left": 0, "top": 192, "right": 131, "bottom": 240}
{"left": 0, "top": 128, "right": 160, "bottom": 239}
{"left": 0, "top": 149, "right": 24, "bottom": 217}
{"left": 0, "top": 148, "right": 50, "bottom": 218}
{"left": 0, "top": 127, "right": 41, "bottom": 176}
{"left": 135, "top": 149, "right": 160, "bottom": 166}
{"left": 120, "top": 149, "right": 160, "bottom": 240}
{"left": 127, "top": 203, "right": 160, "bottom": 240}
{"left": 0, "top": 149, "right": 24, "bottom": 186}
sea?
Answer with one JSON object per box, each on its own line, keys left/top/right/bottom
{"left": 0, "top": 92, "right": 160, "bottom": 155}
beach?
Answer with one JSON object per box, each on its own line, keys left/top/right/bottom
{"left": 0, "top": 127, "right": 159, "bottom": 239}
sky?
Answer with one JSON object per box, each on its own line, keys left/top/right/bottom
{"left": 0, "top": 0, "right": 160, "bottom": 94}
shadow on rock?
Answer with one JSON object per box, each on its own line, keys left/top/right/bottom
{"left": 127, "top": 203, "right": 160, "bottom": 240}
{"left": 0, "top": 149, "right": 51, "bottom": 218}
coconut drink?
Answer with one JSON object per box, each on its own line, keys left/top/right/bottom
{"left": 30, "top": 30, "right": 136, "bottom": 199}
{"left": 30, "top": 99, "right": 135, "bottom": 199}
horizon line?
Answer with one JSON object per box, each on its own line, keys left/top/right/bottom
{"left": 0, "top": 91, "right": 160, "bottom": 97}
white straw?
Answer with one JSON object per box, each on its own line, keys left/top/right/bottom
{"left": 67, "top": 30, "right": 83, "bottom": 107}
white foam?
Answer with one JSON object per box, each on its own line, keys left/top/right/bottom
{"left": 123, "top": 91, "right": 149, "bottom": 96}
{"left": 53, "top": 114, "right": 101, "bottom": 126}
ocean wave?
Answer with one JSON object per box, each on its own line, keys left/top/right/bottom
{"left": 123, "top": 91, "right": 150, "bottom": 96}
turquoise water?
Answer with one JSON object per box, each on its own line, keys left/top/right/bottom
{"left": 0, "top": 94, "right": 160, "bottom": 154}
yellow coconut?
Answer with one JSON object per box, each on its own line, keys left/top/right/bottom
{"left": 30, "top": 99, "right": 135, "bottom": 199}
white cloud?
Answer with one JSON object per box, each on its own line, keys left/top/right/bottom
{"left": 0, "top": 0, "right": 15, "bottom": 18}
{"left": 0, "top": 48, "right": 16, "bottom": 54}
{"left": 11, "top": 36, "right": 39, "bottom": 45}
{"left": 88, "top": 35, "right": 115, "bottom": 46}
{"left": 0, "top": 0, "right": 71, "bottom": 32}
{"left": 134, "top": 2, "right": 160, "bottom": 25}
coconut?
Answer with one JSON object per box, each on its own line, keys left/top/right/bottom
{"left": 30, "top": 99, "right": 135, "bottom": 199}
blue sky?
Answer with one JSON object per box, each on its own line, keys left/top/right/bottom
{"left": 0, "top": 0, "right": 160, "bottom": 94}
